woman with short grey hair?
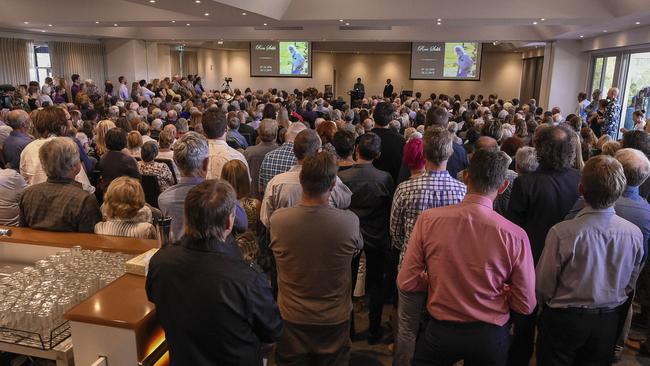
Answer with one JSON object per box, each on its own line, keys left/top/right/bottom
{"left": 515, "top": 146, "right": 539, "bottom": 175}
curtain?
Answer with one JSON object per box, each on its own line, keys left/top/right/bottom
{"left": 0, "top": 38, "right": 31, "bottom": 85}
{"left": 49, "top": 41, "right": 106, "bottom": 84}
{"left": 170, "top": 50, "right": 181, "bottom": 76}
{"left": 183, "top": 51, "right": 198, "bottom": 76}
{"left": 169, "top": 50, "right": 198, "bottom": 77}
{"left": 520, "top": 56, "right": 544, "bottom": 103}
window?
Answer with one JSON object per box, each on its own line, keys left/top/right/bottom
{"left": 34, "top": 45, "right": 52, "bottom": 85}
{"left": 620, "top": 52, "right": 650, "bottom": 129}
{"left": 589, "top": 55, "right": 618, "bottom": 98}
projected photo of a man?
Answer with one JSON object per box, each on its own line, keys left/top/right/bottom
{"left": 279, "top": 41, "right": 309, "bottom": 75}
{"left": 443, "top": 42, "right": 478, "bottom": 78}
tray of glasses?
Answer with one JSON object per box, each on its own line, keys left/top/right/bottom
{"left": 0, "top": 321, "right": 70, "bottom": 350}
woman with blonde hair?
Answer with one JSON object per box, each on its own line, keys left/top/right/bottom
{"left": 127, "top": 130, "right": 143, "bottom": 157}
{"left": 95, "top": 176, "right": 157, "bottom": 239}
{"left": 94, "top": 119, "right": 116, "bottom": 157}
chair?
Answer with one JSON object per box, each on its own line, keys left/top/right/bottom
{"left": 154, "top": 158, "right": 178, "bottom": 185}
{"left": 141, "top": 175, "right": 161, "bottom": 208}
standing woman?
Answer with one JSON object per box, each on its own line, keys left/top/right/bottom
{"left": 130, "top": 82, "right": 140, "bottom": 102}
{"left": 57, "top": 77, "right": 71, "bottom": 103}
{"left": 221, "top": 160, "right": 261, "bottom": 236}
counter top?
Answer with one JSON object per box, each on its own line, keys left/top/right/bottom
{"left": 0, "top": 226, "right": 158, "bottom": 255}
{"left": 65, "top": 274, "right": 155, "bottom": 330}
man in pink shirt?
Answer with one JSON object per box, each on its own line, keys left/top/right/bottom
{"left": 398, "top": 149, "right": 536, "bottom": 366}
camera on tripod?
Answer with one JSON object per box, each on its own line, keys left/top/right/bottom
{"left": 224, "top": 77, "right": 233, "bottom": 83}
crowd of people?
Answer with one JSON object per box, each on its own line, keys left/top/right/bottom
{"left": 1, "top": 72, "right": 650, "bottom": 366}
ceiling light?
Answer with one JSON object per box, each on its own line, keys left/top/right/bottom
{"left": 48, "top": 24, "right": 52, "bottom": 27}
{"left": 437, "top": 18, "right": 442, "bottom": 22}
{"left": 40, "top": 30, "right": 46, "bottom": 33}
{"left": 171, "top": 20, "right": 176, "bottom": 23}
{"left": 541, "top": 18, "right": 545, "bottom": 21}
{"left": 263, "top": 23, "right": 267, "bottom": 26}
{"left": 23, "top": 22, "right": 29, "bottom": 24}
{"left": 204, "top": 12, "right": 209, "bottom": 16}
{"left": 95, "top": 21, "right": 100, "bottom": 24}
{"left": 437, "top": 22, "right": 442, "bottom": 25}
{"left": 603, "top": 29, "right": 608, "bottom": 32}
{"left": 186, "top": 23, "right": 191, "bottom": 26}
{"left": 194, "top": 0, "right": 200, "bottom": 3}
{"left": 217, "top": 41, "right": 223, "bottom": 44}
{"left": 533, "top": 21, "right": 538, "bottom": 25}
{"left": 579, "top": 35, "right": 584, "bottom": 38}
{"left": 345, "top": 22, "right": 350, "bottom": 26}
{"left": 339, "top": 19, "right": 343, "bottom": 22}
{"left": 636, "top": 21, "right": 641, "bottom": 25}
{"left": 114, "top": 23, "right": 118, "bottom": 27}
{"left": 149, "top": 0, "right": 155, "bottom": 3}
{"left": 242, "top": 12, "right": 247, "bottom": 15}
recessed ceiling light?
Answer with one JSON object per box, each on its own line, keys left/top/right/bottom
{"left": 437, "top": 22, "right": 442, "bottom": 25}
{"left": 171, "top": 20, "right": 176, "bottom": 23}
{"left": 541, "top": 18, "right": 545, "bottom": 21}
{"left": 204, "top": 12, "right": 209, "bottom": 16}
{"left": 339, "top": 19, "right": 343, "bottom": 22}
{"left": 186, "top": 23, "right": 191, "bottom": 26}
{"left": 345, "top": 22, "right": 350, "bottom": 26}
{"left": 95, "top": 21, "right": 100, "bottom": 24}
{"left": 636, "top": 21, "right": 641, "bottom": 25}
{"left": 263, "top": 23, "right": 267, "bottom": 26}
{"left": 242, "top": 12, "right": 247, "bottom": 15}
{"left": 40, "top": 30, "right": 46, "bottom": 33}
{"left": 533, "top": 21, "right": 538, "bottom": 25}
{"left": 603, "top": 29, "right": 608, "bottom": 32}
{"left": 23, "top": 22, "right": 29, "bottom": 25}
{"left": 48, "top": 24, "right": 52, "bottom": 27}
{"left": 437, "top": 18, "right": 442, "bottom": 22}
{"left": 149, "top": 0, "right": 155, "bottom": 3}
{"left": 579, "top": 35, "right": 584, "bottom": 38}
{"left": 194, "top": 0, "right": 200, "bottom": 3}
{"left": 217, "top": 41, "right": 223, "bottom": 44}
{"left": 114, "top": 23, "right": 118, "bottom": 27}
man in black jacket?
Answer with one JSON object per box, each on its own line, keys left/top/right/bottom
{"left": 506, "top": 124, "right": 581, "bottom": 366}
{"left": 339, "top": 132, "right": 395, "bottom": 343}
{"left": 146, "top": 180, "right": 282, "bottom": 366}
{"left": 371, "top": 102, "right": 405, "bottom": 183}
{"left": 383, "top": 79, "right": 394, "bottom": 99}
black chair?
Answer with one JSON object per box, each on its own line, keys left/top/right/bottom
{"left": 154, "top": 158, "right": 178, "bottom": 185}
{"left": 141, "top": 175, "right": 161, "bottom": 208}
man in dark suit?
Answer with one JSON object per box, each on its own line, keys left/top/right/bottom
{"left": 147, "top": 180, "right": 283, "bottom": 366}
{"left": 383, "top": 79, "right": 393, "bottom": 99}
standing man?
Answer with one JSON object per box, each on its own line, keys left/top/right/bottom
{"left": 202, "top": 108, "right": 250, "bottom": 180}
{"left": 398, "top": 149, "right": 536, "bottom": 365}
{"left": 371, "top": 102, "right": 404, "bottom": 183}
{"left": 70, "top": 74, "right": 80, "bottom": 101}
{"left": 147, "top": 180, "right": 283, "bottom": 365}
{"left": 353, "top": 77, "right": 365, "bottom": 94}
{"left": 603, "top": 87, "right": 622, "bottom": 139}
{"left": 271, "top": 152, "right": 363, "bottom": 365}
{"left": 258, "top": 122, "right": 307, "bottom": 194}
{"left": 506, "top": 124, "right": 581, "bottom": 366}
{"left": 288, "top": 44, "right": 306, "bottom": 75}
{"left": 118, "top": 76, "right": 130, "bottom": 101}
{"left": 383, "top": 79, "right": 394, "bottom": 99}
{"left": 536, "top": 155, "right": 643, "bottom": 366}
{"left": 244, "top": 119, "right": 278, "bottom": 199}
{"left": 338, "top": 132, "right": 395, "bottom": 344}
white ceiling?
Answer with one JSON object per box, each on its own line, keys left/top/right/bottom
{"left": 2, "top": 0, "right": 650, "bottom": 43}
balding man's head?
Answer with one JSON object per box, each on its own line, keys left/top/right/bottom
{"left": 475, "top": 136, "right": 498, "bottom": 151}
{"left": 6, "top": 110, "right": 30, "bottom": 130}
{"left": 615, "top": 148, "right": 650, "bottom": 187}
{"left": 285, "top": 122, "right": 307, "bottom": 143}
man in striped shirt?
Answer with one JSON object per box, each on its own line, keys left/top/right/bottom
{"left": 258, "top": 122, "right": 307, "bottom": 194}
{"left": 390, "top": 126, "right": 467, "bottom": 366}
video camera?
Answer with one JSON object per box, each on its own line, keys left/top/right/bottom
{"left": 224, "top": 77, "right": 233, "bottom": 83}
{"left": 0, "top": 85, "right": 15, "bottom": 109}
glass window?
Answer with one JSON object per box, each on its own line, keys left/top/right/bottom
{"left": 603, "top": 56, "right": 617, "bottom": 90}
{"left": 621, "top": 52, "right": 650, "bottom": 130}
{"left": 591, "top": 57, "right": 604, "bottom": 93}
{"left": 34, "top": 45, "right": 52, "bottom": 85}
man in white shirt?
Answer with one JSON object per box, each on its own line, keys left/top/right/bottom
{"left": 118, "top": 76, "right": 130, "bottom": 101}
{"left": 201, "top": 108, "right": 250, "bottom": 180}
{"left": 139, "top": 80, "right": 155, "bottom": 102}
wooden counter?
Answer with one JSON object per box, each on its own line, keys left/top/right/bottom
{"left": 65, "top": 274, "right": 154, "bottom": 329}
{"left": 0, "top": 226, "right": 158, "bottom": 255}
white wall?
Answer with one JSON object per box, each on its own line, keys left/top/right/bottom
{"left": 157, "top": 44, "right": 171, "bottom": 79}
{"left": 543, "top": 40, "right": 590, "bottom": 114}
{"left": 104, "top": 39, "right": 137, "bottom": 85}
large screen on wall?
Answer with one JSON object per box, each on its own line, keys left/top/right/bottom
{"left": 250, "top": 41, "right": 312, "bottom": 77}
{"left": 410, "top": 42, "right": 483, "bottom": 80}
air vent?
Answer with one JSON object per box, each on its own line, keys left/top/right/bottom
{"left": 339, "top": 25, "right": 392, "bottom": 31}
{"left": 254, "top": 26, "right": 304, "bottom": 31}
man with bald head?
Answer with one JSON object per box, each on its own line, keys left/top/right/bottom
{"left": 3, "top": 110, "right": 33, "bottom": 170}
{"left": 244, "top": 118, "right": 279, "bottom": 199}
{"left": 602, "top": 87, "right": 621, "bottom": 139}
{"left": 259, "top": 122, "right": 307, "bottom": 193}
